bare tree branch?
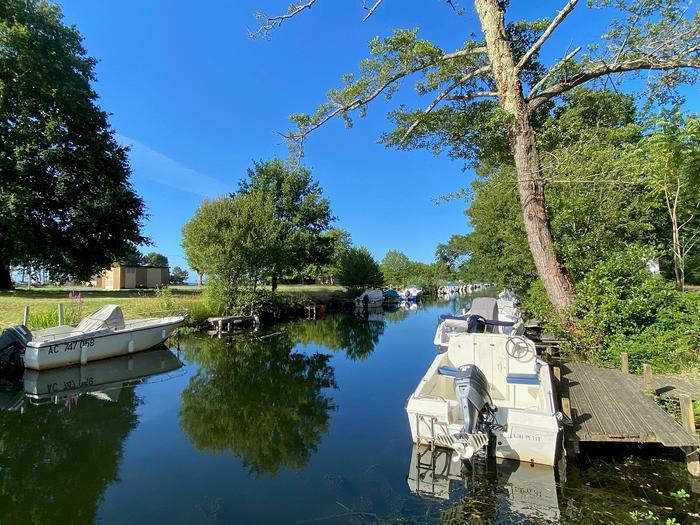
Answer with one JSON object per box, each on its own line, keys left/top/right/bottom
{"left": 398, "top": 66, "right": 493, "bottom": 144}
{"left": 516, "top": 0, "right": 579, "bottom": 70}
{"left": 528, "top": 53, "right": 700, "bottom": 110}
{"left": 362, "top": 0, "right": 384, "bottom": 21}
{"left": 529, "top": 46, "right": 581, "bottom": 96}
{"left": 442, "top": 47, "right": 488, "bottom": 60}
{"left": 249, "top": 0, "right": 317, "bottom": 40}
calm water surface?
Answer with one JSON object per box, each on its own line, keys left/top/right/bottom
{"left": 1, "top": 296, "right": 698, "bottom": 524}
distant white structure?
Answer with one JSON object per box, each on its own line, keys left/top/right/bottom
{"left": 646, "top": 258, "right": 660, "bottom": 274}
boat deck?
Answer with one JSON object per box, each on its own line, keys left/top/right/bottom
{"left": 558, "top": 362, "right": 699, "bottom": 448}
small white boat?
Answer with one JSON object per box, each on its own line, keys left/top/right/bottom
{"left": 355, "top": 289, "right": 384, "bottom": 306}
{"left": 400, "top": 285, "right": 423, "bottom": 301}
{"left": 406, "top": 329, "right": 561, "bottom": 466}
{"left": 0, "top": 305, "right": 184, "bottom": 371}
{"left": 434, "top": 297, "right": 524, "bottom": 351}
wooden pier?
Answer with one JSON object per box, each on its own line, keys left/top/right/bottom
{"left": 558, "top": 362, "right": 698, "bottom": 448}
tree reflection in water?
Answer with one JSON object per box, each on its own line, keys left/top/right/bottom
{"left": 0, "top": 390, "right": 139, "bottom": 524}
{"left": 284, "top": 312, "right": 386, "bottom": 361}
{"left": 179, "top": 333, "right": 337, "bottom": 476}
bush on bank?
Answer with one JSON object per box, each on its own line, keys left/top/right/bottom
{"left": 525, "top": 245, "right": 700, "bottom": 373}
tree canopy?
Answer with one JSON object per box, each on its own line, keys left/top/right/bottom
{"left": 235, "top": 159, "right": 335, "bottom": 290}
{"left": 142, "top": 252, "right": 169, "bottom": 267}
{"left": 0, "top": 0, "right": 146, "bottom": 288}
{"left": 337, "top": 246, "right": 384, "bottom": 288}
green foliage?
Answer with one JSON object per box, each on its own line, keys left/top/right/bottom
{"left": 380, "top": 250, "right": 411, "bottom": 286}
{"left": 337, "top": 247, "right": 384, "bottom": 288}
{"left": 631, "top": 108, "right": 700, "bottom": 288}
{"left": 299, "top": 228, "right": 352, "bottom": 284}
{"left": 182, "top": 192, "right": 283, "bottom": 313}
{"left": 235, "top": 159, "right": 335, "bottom": 289}
{"left": 571, "top": 245, "right": 700, "bottom": 372}
{"left": 0, "top": 0, "right": 146, "bottom": 286}
{"left": 169, "top": 266, "right": 188, "bottom": 285}
{"left": 142, "top": 252, "right": 168, "bottom": 267}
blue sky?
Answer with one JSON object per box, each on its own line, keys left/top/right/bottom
{"left": 57, "top": 1, "right": 697, "bottom": 277}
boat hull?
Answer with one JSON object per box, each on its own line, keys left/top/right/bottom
{"left": 23, "top": 320, "right": 183, "bottom": 370}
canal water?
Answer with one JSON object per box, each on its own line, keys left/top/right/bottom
{"left": 0, "top": 296, "right": 697, "bottom": 524}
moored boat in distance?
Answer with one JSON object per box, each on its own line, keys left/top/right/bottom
{"left": 0, "top": 305, "right": 185, "bottom": 371}
{"left": 355, "top": 288, "right": 384, "bottom": 307}
{"left": 382, "top": 288, "right": 401, "bottom": 304}
{"left": 400, "top": 285, "right": 423, "bottom": 301}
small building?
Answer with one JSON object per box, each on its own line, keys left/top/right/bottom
{"left": 97, "top": 265, "right": 169, "bottom": 290}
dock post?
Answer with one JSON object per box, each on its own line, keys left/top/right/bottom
{"left": 57, "top": 303, "right": 64, "bottom": 325}
{"left": 679, "top": 394, "right": 700, "bottom": 478}
{"left": 643, "top": 363, "right": 653, "bottom": 394}
{"left": 621, "top": 352, "right": 629, "bottom": 374}
{"left": 23, "top": 306, "right": 29, "bottom": 326}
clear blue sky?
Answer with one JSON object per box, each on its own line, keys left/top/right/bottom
{"left": 57, "top": 1, "right": 697, "bottom": 277}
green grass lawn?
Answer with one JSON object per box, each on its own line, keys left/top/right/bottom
{"left": 0, "top": 285, "right": 205, "bottom": 329}
{"left": 0, "top": 284, "right": 349, "bottom": 329}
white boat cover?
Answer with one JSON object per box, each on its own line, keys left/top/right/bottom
{"left": 75, "top": 305, "right": 126, "bottom": 333}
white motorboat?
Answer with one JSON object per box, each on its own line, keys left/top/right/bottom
{"left": 406, "top": 329, "right": 561, "bottom": 466}
{"left": 401, "top": 285, "right": 423, "bottom": 301}
{"left": 434, "top": 297, "right": 524, "bottom": 351}
{"left": 0, "top": 305, "right": 185, "bottom": 371}
{"left": 355, "top": 289, "right": 384, "bottom": 307}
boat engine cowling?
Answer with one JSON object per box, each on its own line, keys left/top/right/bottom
{"left": 438, "top": 364, "right": 492, "bottom": 435}
{"left": 0, "top": 325, "right": 31, "bottom": 367}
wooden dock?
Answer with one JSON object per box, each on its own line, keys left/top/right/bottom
{"left": 558, "top": 362, "right": 699, "bottom": 449}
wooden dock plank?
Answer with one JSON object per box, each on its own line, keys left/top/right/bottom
{"left": 560, "top": 362, "right": 698, "bottom": 448}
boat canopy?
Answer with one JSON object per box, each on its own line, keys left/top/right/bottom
{"left": 75, "top": 305, "right": 126, "bottom": 333}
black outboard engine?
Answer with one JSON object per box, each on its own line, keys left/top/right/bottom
{"left": 0, "top": 325, "right": 31, "bottom": 368}
{"left": 439, "top": 364, "right": 492, "bottom": 435}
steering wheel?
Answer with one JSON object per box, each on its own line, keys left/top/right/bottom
{"left": 505, "top": 336, "right": 534, "bottom": 361}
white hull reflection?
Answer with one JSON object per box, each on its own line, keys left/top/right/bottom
{"left": 2, "top": 347, "right": 183, "bottom": 410}
{"left": 407, "top": 444, "right": 560, "bottom": 523}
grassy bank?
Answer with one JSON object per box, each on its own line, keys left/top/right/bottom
{"left": 0, "top": 284, "right": 351, "bottom": 330}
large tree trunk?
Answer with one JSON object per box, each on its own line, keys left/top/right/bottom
{"left": 475, "top": 0, "right": 576, "bottom": 315}
{"left": 0, "top": 264, "right": 12, "bottom": 290}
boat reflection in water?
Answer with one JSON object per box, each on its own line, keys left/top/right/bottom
{"left": 2, "top": 347, "right": 183, "bottom": 410}
{"left": 407, "top": 444, "right": 560, "bottom": 523}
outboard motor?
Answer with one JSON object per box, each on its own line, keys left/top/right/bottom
{"left": 439, "top": 365, "right": 492, "bottom": 434}
{"left": 0, "top": 325, "right": 31, "bottom": 368}
{"left": 438, "top": 364, "right": 494, "bottom": 460}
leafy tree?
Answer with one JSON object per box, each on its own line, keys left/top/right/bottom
{"left": 182, "top": 193, "right": 282, "bottom": 312}
{"left": 435, "top": 235, "right": 470, "bottom": 279}
{"left": 380, "top": 250, "right": 411, "bottom": 287}
{"left": 118, "top": 246, "right": 145, "bottom": 266}
{"left": 301, "top": 227, "right": 352, "bottom": 284}
{"left": 457, "top": 90, "right": 662, "bottom": 290}
{"left": 236, "top": 159, "right": 334, "bottom": 290}
{"left": 169, "top": 266, "right": 189, "bottom": 285}
{"left": 632, "top": 109, "right": 700, "bottom": 290}
{"left": 142, "top": 252, "right": 169, "bottom": 267}
{"left": 337, "top": 246, "right": 384, "bottom": 288}
{"left": 257, "top": 0, "right": 699, "bottom": 323}
{"left": 0, "top": 0, "right": 146, "bottom": 289}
